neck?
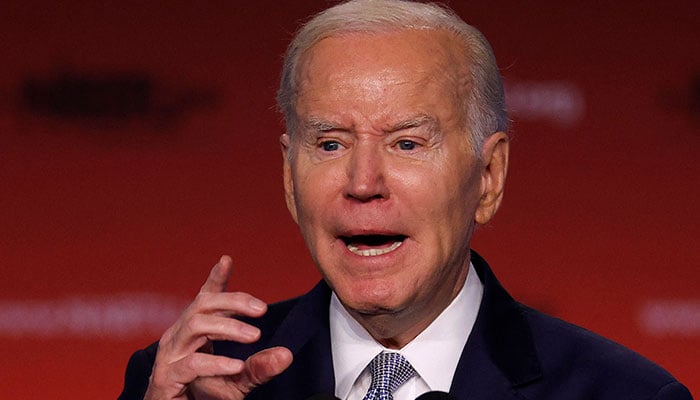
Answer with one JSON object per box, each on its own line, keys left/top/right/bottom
{"left": 347, "top": 270, "right": 468, "bottom": 349}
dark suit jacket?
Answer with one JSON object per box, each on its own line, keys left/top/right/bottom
{"left": 119, "top": 252, "right": 693, "bottom": 399}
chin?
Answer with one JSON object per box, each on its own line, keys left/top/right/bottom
{"left": 339, "top": 284, "right": 406, "bottom": 316}
{"left": 346, "top": 301, "right": 403, "bottom": 318}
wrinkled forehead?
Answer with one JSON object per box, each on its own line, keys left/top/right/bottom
{"left": 293, "top": 29, "right": 471, "bottom": 127}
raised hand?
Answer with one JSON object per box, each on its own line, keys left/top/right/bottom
{"left": 144, "top": 256, "right": 293, "bottom": 399}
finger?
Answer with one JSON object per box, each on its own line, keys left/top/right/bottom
{"left": 170, "top": 353, "right": 245, "bottom": 384}
{"left": 189, "top": 291, "right": 267, "bottom": 318}
{"left": 147, "top": 353, "right": 245, "bottom": 398}
{"left": 167, "top": 314, "right": 263, "bottom": 356}
{"left": 238, "top": 347, "right": 294, "bottom": 393}
{"left": 189, "top": 376, "right": 246, "bottom": 400}
{"left": 200, "top": 255, "right": 234, "bottom": 294}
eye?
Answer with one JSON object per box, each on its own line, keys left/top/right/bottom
{"left": 396, "top": 140, "right": 418, "bottom": 151}
{"left": 320, "top": 140, "right": 341, "bottom": 152}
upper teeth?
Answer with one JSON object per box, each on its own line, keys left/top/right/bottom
{"left": 347, "top": 241, "right": 403, "bottom": 256}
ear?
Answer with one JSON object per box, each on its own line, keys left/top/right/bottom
{"left": 475, "top": 131, "right": 509, "bottom": 225}
{"left": 280, "top": 133, "right": 299, "bottom": 224}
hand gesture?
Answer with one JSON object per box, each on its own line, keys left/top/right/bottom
{"left": 144, "top": 256, "right": 293, "bottom": 399}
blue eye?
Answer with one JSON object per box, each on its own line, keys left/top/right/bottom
{"left": 321, "top": 141, "right": 341, "bottom": 151}
{"left": 397, "top": 140, "right": 417, "bottom": 150}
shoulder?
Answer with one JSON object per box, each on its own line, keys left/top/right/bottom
{"left": 520, "top": 305, "right": 693, "bottom": 399}
{"left": 469, "top": 251, "right": 692, "bottom": 399}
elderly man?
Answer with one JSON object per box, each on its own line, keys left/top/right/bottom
{"left": 119, "top": 1, "right": 692, "bottom": 399}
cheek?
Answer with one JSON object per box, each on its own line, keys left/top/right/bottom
{"left": 292, "top": 166, "right": 341, "bottom": 224}
{"left": 402, "top": 165, "right": 480, "bottom": 253}
{"left": 395, "top": 163, "right": 475, "bottom": 214}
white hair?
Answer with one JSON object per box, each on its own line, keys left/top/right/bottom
{"left": 277, "top": 0, "right": 508, "bottom": 153}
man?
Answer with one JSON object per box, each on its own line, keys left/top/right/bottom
{"left": 119, "top": 1, "right": 692, "bottom": 399}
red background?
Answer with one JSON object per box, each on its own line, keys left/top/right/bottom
{"left": 1, "top": 1, "right": 698, "bottom": 398}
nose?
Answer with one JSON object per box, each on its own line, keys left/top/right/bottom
{"left": 344, "top": 141, "right": 389, "bottom": 202}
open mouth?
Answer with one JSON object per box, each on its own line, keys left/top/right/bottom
{"left": 340, "top": 234, "right": 407, "bottom": 257}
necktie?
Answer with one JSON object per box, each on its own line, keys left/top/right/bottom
{"left": 362, "top": 352, "right": 416, "bottom": 400}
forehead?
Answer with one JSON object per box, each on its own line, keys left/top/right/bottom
{"left": 295, "top": 29, "right": 468, "bottom": 126}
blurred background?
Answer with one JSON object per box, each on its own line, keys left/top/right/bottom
{"left": 1, "top": 1, "right": 698, "bottom": 398}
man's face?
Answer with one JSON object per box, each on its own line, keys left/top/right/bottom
{"left": 282, "top": 29, "right": 506, "bottom": 337}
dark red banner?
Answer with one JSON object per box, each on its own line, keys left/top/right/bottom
{"left": 1, "top": 1, "right": 698, "bottom": 398}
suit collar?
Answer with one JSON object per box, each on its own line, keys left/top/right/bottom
{"left": 263, "top": 281, "right": 336, "bottom": 398}
{"left": 449, "top": 251, "right": 542, "bottom": 397}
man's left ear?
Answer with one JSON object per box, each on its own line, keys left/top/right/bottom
{"left": 475, "top": 131, "right": 509, "bottom": 225}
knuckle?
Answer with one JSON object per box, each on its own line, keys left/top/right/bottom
{"left": 183, "top": 353, "right": 203, "bottom": 372}
{"left": 184, "top": 313, "right": 204, "bottom": 334}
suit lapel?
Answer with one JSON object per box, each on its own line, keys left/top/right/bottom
{"left": 449, "top": 251, "right": 543, "bottom": 399}
{"left": 250, "top": 281, "right": 336, "bottom": 399}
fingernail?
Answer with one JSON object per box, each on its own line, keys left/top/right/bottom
{"left": 249, "top": 298, "right": 266, "bottom": 312}
{"left": 242, "top": 325, "right": 260, "bottom": 339}
{"left": 228, "top": 358, "right": 245, "bottom": 373}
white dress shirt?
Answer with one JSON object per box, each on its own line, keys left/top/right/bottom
{"left": 330, "top": 262, "right": 483, "bottom": 400}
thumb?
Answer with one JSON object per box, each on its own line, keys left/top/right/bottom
{"left": 240, "top": 347, "right": 294, "bottom": 392}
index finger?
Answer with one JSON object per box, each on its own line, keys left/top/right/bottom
{"left": 200, "top": 255, "right": 234, "bottom": 293}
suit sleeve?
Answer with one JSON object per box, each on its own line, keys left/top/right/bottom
{"left": 652, "top": 381, "right": 694, "bottom": 400}
{"left": 117, "top": 343, "right": 158, "bottom": 400}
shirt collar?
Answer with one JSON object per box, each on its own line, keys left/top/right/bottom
{"left": 330, "top": 262, "right": 483, "bottom": 398}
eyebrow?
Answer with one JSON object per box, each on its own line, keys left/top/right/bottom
{"left": 304, "top": 118, "right": 340, "bottom": 132}
{"left": 387, "top": 115, "right": 437, "bottom": 133}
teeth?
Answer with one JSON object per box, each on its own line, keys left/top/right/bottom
{"left": 347, "top": 240, "right": 403, "bottom": 257}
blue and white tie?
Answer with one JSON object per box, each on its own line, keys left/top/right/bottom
{"left": 362, "top": 352, "right": 416, "bottom": 400}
